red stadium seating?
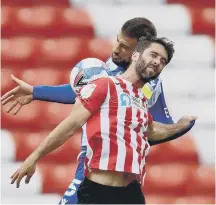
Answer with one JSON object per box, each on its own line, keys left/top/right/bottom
{"left": 147, "top": 136, "right": 199, "bottom": 164}
{"left": 2, "top": 0, "right": 70, "bottom": 6}
{"left": 40, "top": 38, "right": 85, "bottom": 66}
{"left": 1, "top": 68, "right": 21, "bottom": 94}
{"left": 1, "top": 37, "right": 39, "bottom": 66}
{"left": 186, "top": 166, "right": 215, "bottom": 196}
{"left": 143, "top": 163, "right": 191, "bottom": 196}
{"left": 86, "top": 38, "right": 113, "bottom": 61}
{"left": 1, "top": 102, "right": 43, "bottom": 130}
{"left": 38, "top": 163, "right": 78, "bottom": 194}
{"left": 1, "top": 37, "right": 111, "bottom": 68}
{"left": 43, "top": 103, "right": 74, "bottom": 126}
{"left": 20, "top": 68, "right": 64, "bottom": 85}
{"left": 174, "top": 195, "right": 215, "bottom": 204}
{"left": 145, "top": 194, "right": 175, "bottom": 204}
{"left": 9, "top": 131, "right": 81, "bottom": 163}
{"left": 167, "top": 0, "right": 215, "bottom": 7}
{"left": 1, "top": 67, "right": 70, "bottom": 95}
{"left": 188, "top": 7, "right": 215, "bottom": 36}
{"left": 2, "top": 7, "right": 94, "bottom": 38}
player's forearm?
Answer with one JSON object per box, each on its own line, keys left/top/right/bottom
{"left": 28, "top": 115, "right": 80, "bottom": 162}
{"left": 33, "top": 84, "right": 76, "bottom": 104}
{"left": 147, "top": 121, "right": 186, "bottom": 141}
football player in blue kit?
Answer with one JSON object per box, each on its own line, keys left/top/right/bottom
{"left": 1, "top": 17, "right": 195, "bottom": 204}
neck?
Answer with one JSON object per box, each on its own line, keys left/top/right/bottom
{"left": 121, "top": 66, "right": 146, "bottom": 88}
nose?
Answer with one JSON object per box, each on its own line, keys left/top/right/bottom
{"left": 113, "top": 43, "right": 120, "bottom": 55}
{"left": 152, "top": 58, "right": 160, "bottom": 66}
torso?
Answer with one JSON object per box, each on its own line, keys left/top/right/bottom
{"left": 87, "top": 169, "right": 139, "bottom": 187}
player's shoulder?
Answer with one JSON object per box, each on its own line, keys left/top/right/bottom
{"left": 142, "top": 76, "right": 162, "bottom": 100}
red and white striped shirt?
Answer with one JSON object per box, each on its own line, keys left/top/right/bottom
{"left": 78, "top": 76, "right": 152, "bottom": 181}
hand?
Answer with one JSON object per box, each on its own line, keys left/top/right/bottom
{"left": 177, "top": 115, "right": 198, "bottom": 128}
{"left": 1, "top": 75, "right": 33, "bottom": 115}
{"left": 10, "top": 158, "right": 36, "bottom": 188}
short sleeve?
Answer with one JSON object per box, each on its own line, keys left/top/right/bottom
{"left": 148, "top": 111, "right": 153, "bottom": 125}
{"left": 77, "top": 77, "right": 110, "bottom": 114}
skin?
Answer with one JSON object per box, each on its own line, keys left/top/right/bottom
{"left": 9, "top": 42, "right": 197, "bottom": 188}
{"left": 111, "top": 31, "right": 137, "bottom": 67}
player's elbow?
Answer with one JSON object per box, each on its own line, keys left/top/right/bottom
{"left": 146, "top": 121, "right": 166, "bottom": 141}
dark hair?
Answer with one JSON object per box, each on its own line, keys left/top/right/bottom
{"left": 121, "top": 17, "right": 157, "bottom": 41}
{"left": 135, "top": 36, "right": 175, "bottom": 64}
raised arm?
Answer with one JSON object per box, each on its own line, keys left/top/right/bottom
{"left": 147, "top": 80, "right": 195, "bottom": 146}
{"left": 10, "top": 77, "right": 110, "bottom": 188}
{"left": 146, "top": 115, "right": 197, "bottom": 142}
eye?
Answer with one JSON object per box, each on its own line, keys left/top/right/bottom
{"left": 150, "top": 53, "right": 157, "bottom": 58}
{"left": 161, "top": 59, "right": 167, "bottom": 65}
{"left": 122, "top": 45, "right": 129, "bottom": 49}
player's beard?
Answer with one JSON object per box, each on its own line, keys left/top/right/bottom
{"left": 111, "top": 54, "right": 130, "bottom": 68}
{"left": 135, "top": 58, "right": 160, "bottom": 83}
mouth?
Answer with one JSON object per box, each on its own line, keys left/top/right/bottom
{"left": 147, "top": 65, "right": 157, "bottom": 72}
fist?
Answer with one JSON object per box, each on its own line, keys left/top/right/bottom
{"left": 177, "top": 115, "right": 198, "bottom": 127}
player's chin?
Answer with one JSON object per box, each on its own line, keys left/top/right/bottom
{"left": 112, "top": 57, "right": 121, "bottom": 64}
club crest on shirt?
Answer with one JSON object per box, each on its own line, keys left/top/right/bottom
{"left": 119, "top": 92, "right": 131, "bottom": 107}
{"left": 80, "top": 84, "right": 96, "bottom": 99}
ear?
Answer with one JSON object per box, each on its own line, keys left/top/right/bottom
{"left": 131, "top": 51, "right": 140, "bottom": 62}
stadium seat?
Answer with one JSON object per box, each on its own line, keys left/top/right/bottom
{"left": 62, "top": 8, "right": 94, "bottom": 37}
{"left": 1, "top": 37, "right": 38, "bottom": 65}
{"left": 39, "top": 163, "right": 78, "bottom": 194}
{"left": 2, "top": 0, "right": 70, "bottom": 6}
{"left": 1, "top": 102, "right": 43, "bottom": 131}
{"left": 188, "top": 7, "right": 215, "bottom": 36}
{"left": 1, "top": 6, "right": 14, "bottom": 32}
{"left": 143, "top": 163, "right": 190, "bottom": 195}
{"left": 174, "top": 195, "right": 215, "bottom": 204}
{"left": 40, "top": 37, "right": 85, "bottom": 66}
{"left": 2, "top": 6, "right": 94, "bottom": 38}
{"left": 16, "top": 6, "right": 57, "bottom": 32}
{"left": 44, "top": 103, "right": 72, "bottom": 123}
{"left": 167, "top": 0, "right": 215, "bottom": 7}
{"left": 186, "top": 165, "right": 215, "bottom": 196}
{"left": 87, "top": 38, "right": 112, "bottom": 61}
{"left": 8, "top": 130, "right": 81, "bottom": 163}
{"left": 145, "top": 194, "right": 175, "bottom": 204}
{"left": 147, "top": 136, "right": 199, "bottom": 164}
{"left": 1, "top": 67, "right": 21, "bottom": 94}
{"left": 20, "top": 68, "right": 63, "bottom": 85}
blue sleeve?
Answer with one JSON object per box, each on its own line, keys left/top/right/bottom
{"left": 149, "top": 83, "right": 174, "bottom": 124}
{"left": 33, "top": 84, "right": 76, "bottom": 104}
{"left": 148, "top": 82, "right": 195, "bottom": 146}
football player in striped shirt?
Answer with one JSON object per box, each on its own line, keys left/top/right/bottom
{"left": 2, "top": 17, "right": 195, "bottom": 204}
{"left": 10, "top": 36, "right": 197, "bottom": 204}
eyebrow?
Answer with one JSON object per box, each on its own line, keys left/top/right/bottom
{"left": 116, "top": 35, "right": 131, "bottom": 48}
{"left": 151, "top": 51, "right": 167, "bottom": 63}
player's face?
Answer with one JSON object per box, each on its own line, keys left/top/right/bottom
{"left": 135, "top": 43, "right": 168, "bottom": 82}
{"left": 112, "top": 32, "right": 137, "bottom": 68}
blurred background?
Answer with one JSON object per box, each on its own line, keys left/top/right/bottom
{"left": 1, "top": 0, "right": 215, "bottom": 204}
